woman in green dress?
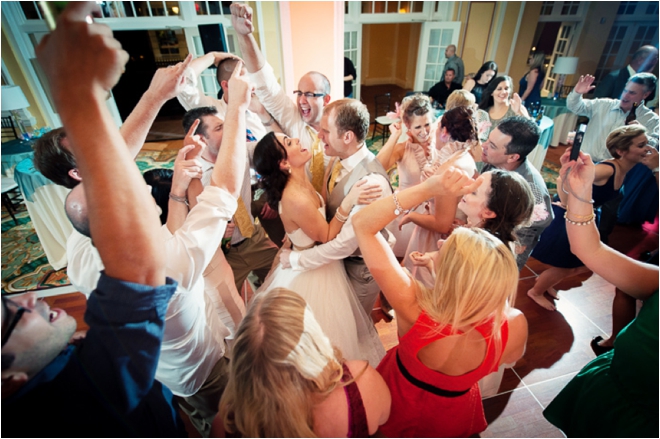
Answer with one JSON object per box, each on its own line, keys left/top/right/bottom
{"left": 542, "top": 148, "right": 658, "bottom": 437}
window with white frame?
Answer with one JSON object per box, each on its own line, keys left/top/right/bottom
{"left": 18, "top": 1, "right": 182, "bottom": 19}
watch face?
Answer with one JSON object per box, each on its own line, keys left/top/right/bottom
{"left": 394, "top": 209, "right": 401, "bottom": 215}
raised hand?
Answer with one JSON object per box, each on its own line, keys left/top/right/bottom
{"left": 574, "top": 75, "right": 596, "bottom": 94}
{"left": 389, "top": 121, "right": 402, "bottom": 137}
{"left": 213, "top": 51, "right": 243, "bottom": 68}
{"left": 426, "top": 166, "right": 482, "bottom": 198}
{"left": 171, "top": 144, "right": 203, "bottom": 197}
{"left": 183, "top": 119, "right": 206, "bottom": 160}
{"left": 227, "top": 60, "right": 252, "bottom": 109}
{"left": 36, "top": 2, "right": 129, "bottom": 105}
{"left": 559, "top": 149, "right": 596, "bottom": 198}
{"left": 510, "top": 93, "right": 523, "bottom": 115}
{"left": 145, "top": 54, "right": 192, "bottom": 102}
{"left": 409, "top": 251, "right": 435, "bottom": 271}
{"left": 641, "top": 146, "right": 659, "bottom": 171}
{"left": 230, "top": 3, "right": 254, "bottom": 36}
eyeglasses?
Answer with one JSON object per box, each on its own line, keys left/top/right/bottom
{"left": 1, "top": 296, "right": 32, "bottom": 347}
{"left": 293, "top": 91, "right": 326, "bottom": 99}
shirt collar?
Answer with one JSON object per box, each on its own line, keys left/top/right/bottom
{"left": 627, "top": 64, "right": 637, "bottom": 77}
{"left": 340, "top": 144, "right": 369, "bottom": 172}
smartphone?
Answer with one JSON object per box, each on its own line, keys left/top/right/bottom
{"left": 40, "top": 2, "right": 69, "bottom": 30}
{"left": 570, "top": 124, "right": 587, "bottom": 161}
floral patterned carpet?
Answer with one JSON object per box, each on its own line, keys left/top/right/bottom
{"left": 2, "top": 140, "right": 558, "bottom": 295}
{"left": 1, "top": 148, "right": 177, "bottom": 295}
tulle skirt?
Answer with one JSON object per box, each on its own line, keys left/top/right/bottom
{"left": 256, "top": 259, "right": 386, "bottom": 367}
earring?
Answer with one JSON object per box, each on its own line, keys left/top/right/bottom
{"left": 288, "top": 167, "right": 292, "bottom": 174}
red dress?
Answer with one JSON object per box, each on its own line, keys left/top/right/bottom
{"left": 377, "top": 311, "right": 508, "bottom": 437}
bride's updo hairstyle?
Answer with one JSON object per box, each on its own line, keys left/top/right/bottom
{"left": 220, "top": 288, "right": 344, "bottom": 437}
{"left": 440, "top": 106, "right": 478, "bottom": 143}
{"left": 253, "top": 132, "right": 290, "bottom": 209}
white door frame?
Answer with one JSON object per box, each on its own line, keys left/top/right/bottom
{"left": 414, "top": 21, "right": 461, "bottom": 92}
{"left": 344, "top": 23, "right": 362, "bottom": 100}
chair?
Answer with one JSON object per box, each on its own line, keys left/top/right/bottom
{"left": 1, "top": 116, "right": 19, "bottom": 142}
{"left": 1, "top": 176, "right": 22, "bottom": 225}
{"left": 371, "top": 93, "right": 392, "bottom": 146}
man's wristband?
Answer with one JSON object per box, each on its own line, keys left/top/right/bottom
{"left": 262, "top": 113, "right": 275, "bottom": 126}
{"left": 169, "top": 193, "right": 189, "bottom": 207}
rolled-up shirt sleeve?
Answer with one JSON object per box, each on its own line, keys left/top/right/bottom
{"left": 177, "top": 66, "right": 221, "bottom": 111}
{"left": 163, "top": 186, "right": 237, "bottom": 291}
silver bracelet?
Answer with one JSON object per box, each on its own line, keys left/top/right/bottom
{"left": 262, "top": 113, "right": 275, "bottom": 126}
{"left": 169, "top": 193, "right": 189, "bottom": 207}
{"left": 392, "top": 193, "right": 410, "bottom": 216}
{"left": 335, "top": 210, "right": 348, "bottom": 223}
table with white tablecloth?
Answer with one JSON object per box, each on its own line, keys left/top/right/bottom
{"left": 526, "top": 115, "right": 554, "bottom": 172}
{"left": 542, "top": 98, "right": 578, "bottom": 147}
{"left": 13, "top": 157, "right": 72, "bottom": 270}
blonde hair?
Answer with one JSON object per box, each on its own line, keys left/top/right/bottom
{"left": 445, "top": 89, "right": 476, "bottom": 111}
{"left": 417, "top": 227, "right": 518, "bottom": 349}
{"left": 399, "top": 93, "right": 434, "bottom": 126}
{"left": 220, "top": 288, "right": 344, "bottom": 437}
{"left": 606, "top": 124, "right": 647, "bottom": 159}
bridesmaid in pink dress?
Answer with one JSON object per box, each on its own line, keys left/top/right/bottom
{"left": 376, "top": 94, "right": 436, "bottom": 258}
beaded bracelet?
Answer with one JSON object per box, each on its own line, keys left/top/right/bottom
{"left": 393, "top": 193, "right": 410, "bottom": 216}
{"left": 335, "top": 210, "right": 348, "bottom": 223}
{"left": 564, "top": 211, "right": 594, "bottom": 226}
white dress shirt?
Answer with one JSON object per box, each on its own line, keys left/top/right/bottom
{"left": 567, "top": 91, "right": 659, "bottom": 162}
{"left": 247, "top": 62, "right": 331, "bottom": 170}
{"left": 66, "top": 186, "right": 237, "bottom": 397}
{"left": 289, "top": 146, "right": 393, "bottom": 271}
{"left": 177, "top": 66, "right": 267, "bottom": 142}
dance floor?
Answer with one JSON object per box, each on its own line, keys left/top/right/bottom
{"left": 2, "top": 116, "right": 657, "bottom": 437}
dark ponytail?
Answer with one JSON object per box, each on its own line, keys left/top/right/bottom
{"left": 253, "top": 132, "right": 290, "bottom": 209}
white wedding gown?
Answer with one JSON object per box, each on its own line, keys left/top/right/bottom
{"left": 256, "top": 195, "right": 386, "bottom": 368}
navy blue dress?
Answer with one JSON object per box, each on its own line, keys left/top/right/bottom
{"left": 519, "top": 70, "right": 545, "bottom": 107}
{"left": 532, "top": 162, "right": 619, "bottom": 268}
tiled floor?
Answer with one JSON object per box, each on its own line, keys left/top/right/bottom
{"left": 22, "top": 138, "right": 660, "bottom": 437}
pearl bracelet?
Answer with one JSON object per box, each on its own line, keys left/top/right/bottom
{"left": 564, "top": 211, "right": 594, "bottom": 226}
{"left": 335, "top": 210, "right": 348, "bottom": 223}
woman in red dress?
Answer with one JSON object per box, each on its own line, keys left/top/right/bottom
{"left": 354, "top": 167, "right": 529, "bottom": 437}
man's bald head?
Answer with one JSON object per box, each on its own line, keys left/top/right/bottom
{"left": 445, "top": 45, "right": 456, "bottom": 58}
{"left": 631, "top": 45, "right": 659, "bottom": 73}
{"left": 65, "top": 184, "right": 90, "bottom": 238}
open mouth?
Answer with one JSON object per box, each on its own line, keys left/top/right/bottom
{"left": 300, "top": 106, "right": 311, "bottom": 118}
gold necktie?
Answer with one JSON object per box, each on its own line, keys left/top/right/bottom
{"left": 327, "top": 159, "right": 343, "bottom": 194}
{"left": 307, "top": 126, "right": 325, "bottom": 194}
{"left": 233, "top": 200, "right": 254, "bottom": 239}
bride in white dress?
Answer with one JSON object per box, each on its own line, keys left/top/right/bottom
{"left": 253, "top": 132, "right": 386, "bottom": 367}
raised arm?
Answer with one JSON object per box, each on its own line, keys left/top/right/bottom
{"left": 563, "top": 151, "right": 658, "bottom": 298}
{"left": 229, "top": 3, "right": 265, "bottom": 74}
{"left": 353, "top": 169, "right": 481, "bottom": 325}
{"left": 567, "top": 75, "right": 597, "bottom": 117}
{"left": 375, "top": 123, "right": 404, "bottom": 171}
{"left": 121, "top": 55, "right": 192, "bottom": 158}
{"left": 211, "top": 61, "right": 250, "bottom": 196}
{"left": 36, "top": 2, "right": 164, "bottom": 286}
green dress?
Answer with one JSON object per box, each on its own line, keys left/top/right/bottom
{"left": 543, "top": 292, "right": 659, "bottom": 437}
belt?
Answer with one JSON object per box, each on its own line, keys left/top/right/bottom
{"left": 396, "top": 351, "right": 470, "bottom": 398}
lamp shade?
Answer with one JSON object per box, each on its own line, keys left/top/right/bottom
{"left": 553, "top": 57, "right": 578, "bottom": 75}
{"left": 1, "top": 85, "right": 30, "bottom": 111}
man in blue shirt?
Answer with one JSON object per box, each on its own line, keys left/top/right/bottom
{"left": 1, "top": 3, "right": 186, "bottom": 436}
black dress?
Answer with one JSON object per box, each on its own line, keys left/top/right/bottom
{"left": 531, "top": 162, "right": 620, "bottom": 268}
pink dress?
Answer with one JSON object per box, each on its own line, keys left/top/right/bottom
{"left": 403, "top": 141, "right": 477, "bottom": 288}
{"left": 391, "top": 141, "right": 435, "bottom": 258}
